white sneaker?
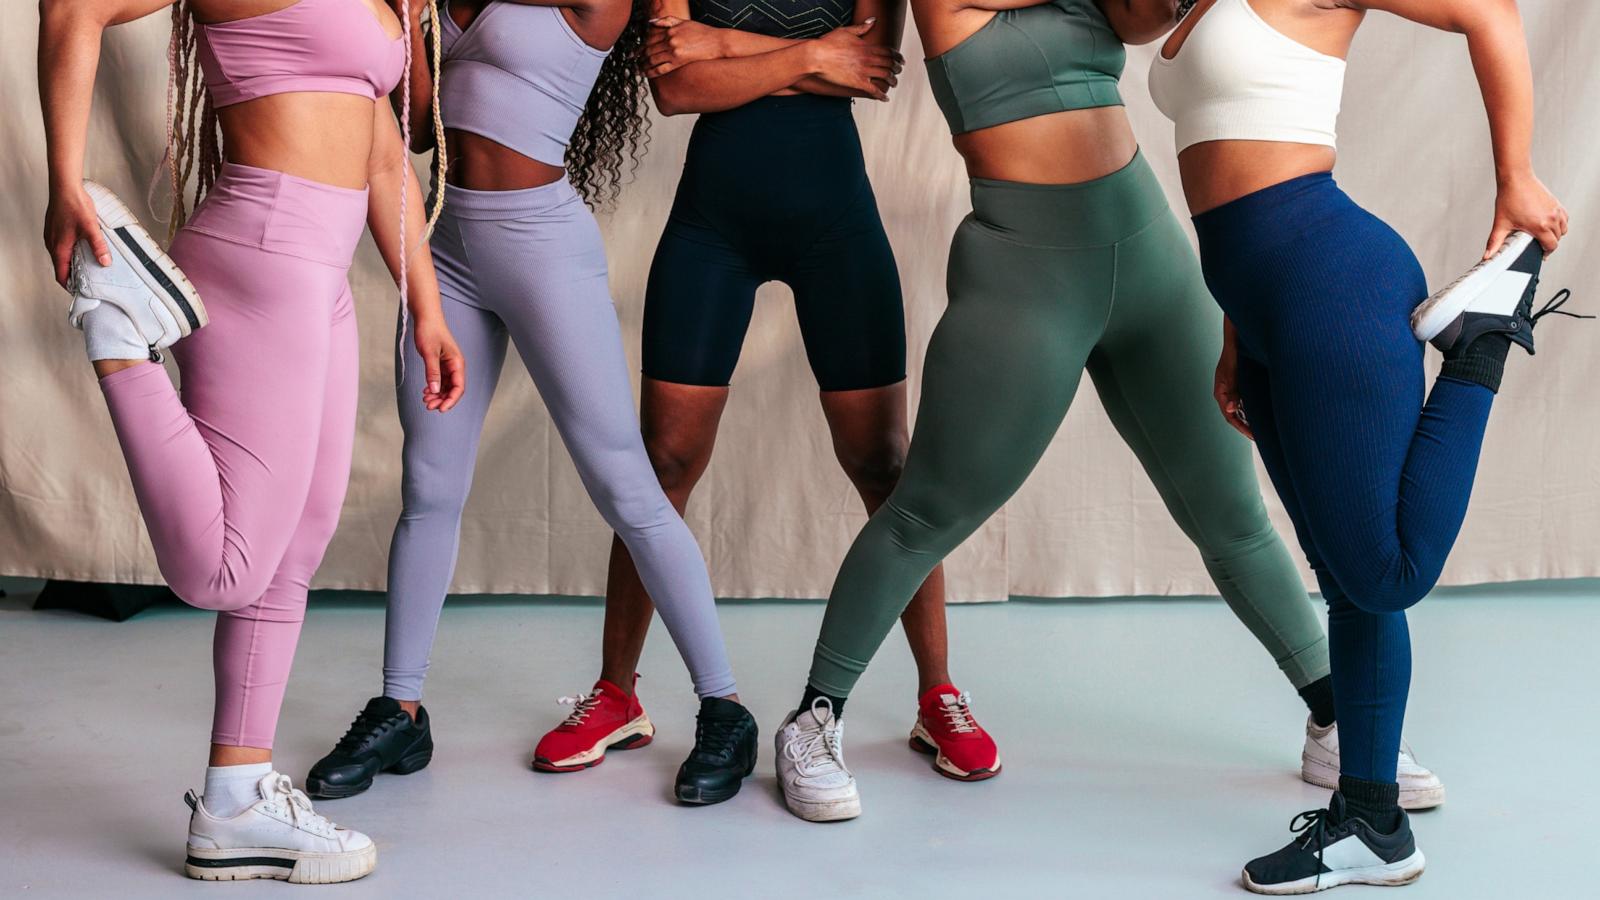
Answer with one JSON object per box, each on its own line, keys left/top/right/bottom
{"left": 68, "top": 180, "right": 206, "bottom": 360}
{"left": 1300, "top": 717, "right": 1445, "bottom": 810}
{"left": 774, "top": 697, "right": 860, "bottom": 822}
{"left": 184, "top": 772, "right": 376, "bottom": 883}
{"left": 1410, "top": 230, "right": 1538, "bottom": 344}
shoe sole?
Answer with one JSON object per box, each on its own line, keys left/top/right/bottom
{"left": 83, "top": 180, "right": 207, "bottom": 337}
{"left": 185, "top": 843, "right": 376, "bottom": 884}
{"left": 305, "top": 743, "right": 435, "bottom": 801}
{"left": 532, "top": 713, "right": 654, "bottom": 773}
{"left": 1242, "top": 849, "right": 1425, "bottom": 894}
{"left": 908, "top": 722, "right": 1001, "bottom": 782}
{"left": 782, "top": 792, "right": 861, "bottom": 823}
{"left": 675, "top": 756, "right": 758, "bottom": 806}
{"left": 1409, "top": 230, "right": 1535, "bottom": 342}
{"left": 1300, "top": 754, "right": 1445, "bottom": 811}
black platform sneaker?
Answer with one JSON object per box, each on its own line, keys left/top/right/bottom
{"left": 1242, "top": 793, "right": 1425, "bottom": 895}
{"left": 673, "top": 696, "right": 758, "bottom": 805}
{"left": 305, "top": 697, "right": 433, "bottom": 800}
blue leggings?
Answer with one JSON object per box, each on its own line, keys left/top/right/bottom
{"left": 1193, "top": 174, "right": 1496, "bottom": 784}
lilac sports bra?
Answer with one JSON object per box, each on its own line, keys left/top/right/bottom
{"left": 196, "top": 0, "right": 406, "bottom": 108}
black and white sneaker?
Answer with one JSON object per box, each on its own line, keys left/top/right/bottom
{"left": 67, "top": 180, "right": 206, "bottom": 361}
{"left": 1411, "top": 231, "right": 1540, "bottom": 346}
{"left": 305, "top": 697, "right": 434, "bottom": 800}
{"left": 1242, "top": 793, "right": 1425, "bottom": 894}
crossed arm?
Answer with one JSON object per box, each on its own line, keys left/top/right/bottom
{"left": 644, "top": 0, "right": 906, "bottom": 114}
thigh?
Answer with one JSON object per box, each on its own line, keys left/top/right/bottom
{"left": 892, "top": 223, "right": 1110, "bottom": 526}
{"left": 641, "top": 216, "right": 762, "bottom": 388}
{"left": 1088, "top": 216, "right": 1270, "bottom": 540}
{"left": 788, "top": 186, "right": 908, "bottom": 392}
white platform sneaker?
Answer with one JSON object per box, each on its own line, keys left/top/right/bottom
{"left": 184, "top": 772, "right": 376, "bottom": 884}
{"left": 1301, "top": 718, "right": 1445, "bottom": 810}
{"left": 68, "top": 180, "right": 205, "bottom": 361}
{"left": 775, "top": 698, "right": 860, "bottom": 822}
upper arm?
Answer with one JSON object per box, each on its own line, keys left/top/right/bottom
{"left": 1096, "top": 0, "right": 1179, "bottom": 45}
{"left": 854, "top": 0, "right": 908, "bottom": 46}
{"left": 39, "top": 0, "right": 172, "bottom": 30}
{"left": 652, "top": 0, "right": 691, "bottom": 19}
{"left": 1326, "top": 0, "right": 1514, "bottom": 33}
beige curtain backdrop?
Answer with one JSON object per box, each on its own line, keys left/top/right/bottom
{"left": 2, "top": 4, "right": 1596, "bottom": 601}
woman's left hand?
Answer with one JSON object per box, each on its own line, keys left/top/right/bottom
{"left": 643, "top": 17, "right": 727, "bottom": 78}
{"left": 1488, "top": 170, "right": 1568, "bottom": 258}
{"left": 414, "top": 317, "right": 465, "bottom": 412}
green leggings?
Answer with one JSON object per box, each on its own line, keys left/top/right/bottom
{"left": 809, "top": 152, "right": 1330, "bottom": 697}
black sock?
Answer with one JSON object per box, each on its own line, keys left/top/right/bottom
{"left": 1440, "top": 331, "right": 1512, "bottom": 393}
{"left": 798, "top": 684, "right": 846, "bottom": 719}
{"left": 1339, "top": 775, "right": 1403, "bottom": 834}
{"left": 1297, "top": 675, "right": 1337, "bottom": 728}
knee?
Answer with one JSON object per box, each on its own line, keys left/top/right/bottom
{"left": 593, "top": 478, "right": 677, "bottom": 538}
{"left": 837, "top": 443, "right": 907, "bottom": 503}
{"left": 400, "top": 463, "right": 473, "bottom": 522}
{"left": 873, "top": 493, "right": 974, "bottom": 561}
{"left": 168, "top": 570, "right": 270, "bottom": 613}
{"left": 643, "top": 441, "right": 706, "bottom": 501}
{"left": 1344, "top": 579, "right": 1430, "bottom": 614}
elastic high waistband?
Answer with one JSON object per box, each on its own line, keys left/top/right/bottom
{"left": 697, "top": 93, "right": 855, "bottom": 132}
{"left": 968, "top": 150, "right": 1170, "bottom": 248}
{"left": 1191, "top": 171, "right": 1351, "bottom": 258}
{"left": 184, "top": 162, "right": 369, "bottom": 268}
{"left": 440, "top": 176, "right": 582, "bottom": 220}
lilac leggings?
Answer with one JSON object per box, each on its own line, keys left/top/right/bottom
{"left": 98, "top": 163, "right": 368, "bottom": 749}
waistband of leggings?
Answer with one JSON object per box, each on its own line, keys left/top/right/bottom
{"left": 184, "top": 162, "right": 369, "bottom": 266}
{"left": 967, "top": 150, "right": 1169, "bottom": 249}
{"left": 1190, "top": 171, "right": 1351, "bottom": 258}
{"left": 439, "top": 176, "right": 582, "bottom": 220}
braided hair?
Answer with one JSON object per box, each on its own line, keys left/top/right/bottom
{"left": 1177, "top": 0, "right": 1201, "bottom": 19}
{"left": 565, "top": 0, "right": 653, "bottom": 208}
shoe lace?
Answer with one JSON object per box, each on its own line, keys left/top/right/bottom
{"left": 938, "top": 692, "right": 979, "bottom": 734}
{"left": 1530, "top": 288, "right": 1592, "bottom": 326}
{"left": 783, "top": 698, "right": 845, "bottom": 775}
{"left": 691, "top": 709, "right": 745, "bottom": 761}
{"left": 263, "top": 774, "right": 336, "bottom": 837}
{"left": 333, "top": 705, "right": 399, "bottom": 754}
{"left": 557, "top": 690, "right": 604, "bottom": 727}
{"left": 1290, "top": 807, "right": 1333, "bottom": 889}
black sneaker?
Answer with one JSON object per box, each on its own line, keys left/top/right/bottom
{"left": 1412, "top": 230, "right": 1542, "bottom": 344}
{"left": 305, "top": 697, "right": 433, "bottom": 800}
{"left": 673, "top": 696, "right": 758, "bottom": 805}
{"left": 1242, "top": 793, "right": 1425, "bottom": 895}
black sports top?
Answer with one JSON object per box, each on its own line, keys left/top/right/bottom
{"left": 688, "top": 0, "right": 852, "bottom": 39}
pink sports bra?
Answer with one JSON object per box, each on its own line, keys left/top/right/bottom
{"left": 196, "top": 0, "right": 406, "bottom": 108}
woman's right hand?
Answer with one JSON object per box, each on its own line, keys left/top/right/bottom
{"left": 806, "top": 19, "right": 902, "bottom": 101}
{"left": 1214, "top": 318, "right": 1252, "bottom": 441}
{"left": 43, "top": 182, "right": 109, "bottom": 289}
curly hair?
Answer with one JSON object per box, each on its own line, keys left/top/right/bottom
{"left": 565, "top": 0, "right": 653, "bottom": 208}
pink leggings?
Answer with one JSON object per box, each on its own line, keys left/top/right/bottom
{"left": 97, "top": 163, "right": 368, "bottom": 748}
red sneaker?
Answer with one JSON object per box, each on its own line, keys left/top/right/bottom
{"left": 908, "top": 684, "right": 1001, "bottom": 782}
{"left": 531, "top": 677, "right": 654, "bottom": 773}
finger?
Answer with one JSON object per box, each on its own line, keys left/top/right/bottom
{"left": 52, "top": 242, "right": 73, "bottom": 288}
{"left": 87, "top": 223, "right": 112, "bottom": 267}
{"left": 645, "top": 61, "right": 676, "bottom": 78}
{"left": 441, "top": 353, "right": 465, "bottom": 411}
{"left": 1483, "top": 223, "right": 1512, "bottom": 260}
{"left": 649, "top": 15, "right": 684, "bottom": 26}
{"left": 1538, "top": 226, "right": 1559, "bottom": 256}
{"left": 847, "top": 17, "right": 875, "bottom": 35}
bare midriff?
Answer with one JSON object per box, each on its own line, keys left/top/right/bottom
{"left": 954, "top": 106, "right": 1139, "bottom": 185}
{"left": 1177, "top": 141, "right": 1338, "bottom": 214}
{"left": 445, "top": 131, "right": 567, "bottom": 191}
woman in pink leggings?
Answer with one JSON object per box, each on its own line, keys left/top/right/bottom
{"left": 39, "top": 0, "right": 463, "bottom": 883}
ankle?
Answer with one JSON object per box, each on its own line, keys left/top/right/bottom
{"left": 1339, "top": 775, "right": 1403, "bottom": 833}
{"left": 799, "top": 684, "right": 846, "bottom": 719}
{"left": 396, "top": 699, "right": 421, "bottom": 721}
{"left": 599, "top": 669, "right": 638, "bottom": 696}
{"left": 209, "top": 743, "right": 272, "bottom": 767}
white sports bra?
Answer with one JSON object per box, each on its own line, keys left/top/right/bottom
{"left": 1149, "top": 0, "right": 1346, "bottom": 152}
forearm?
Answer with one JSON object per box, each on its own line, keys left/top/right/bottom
{"left": 1464, "top": 3, "right": 1535, "bottom": 182}
{"left": 707, "top": 32, "right": 874, "bottom": 96}
{"left": 651, "top": 44, "right": 818, "bottom": 114}
{"left": 367, "top": 159, "right": 444, "bottom": 320}
{"left": 39, "top": 4, "right": 106, "bottom": 191}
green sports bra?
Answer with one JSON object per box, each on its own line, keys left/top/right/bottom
{"left": 925, "top": 0, "right": 1126, "bottom": 135}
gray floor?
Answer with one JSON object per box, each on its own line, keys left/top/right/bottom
{"left": 1, "top": 579, "right": 1596, "bottom": 899}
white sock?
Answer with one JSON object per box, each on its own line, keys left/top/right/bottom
{"left": 203, "top": 762, "right": 273, "bottom": 818}
{"left": 82, "top": 306, "right": 150, "bottom": 362}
